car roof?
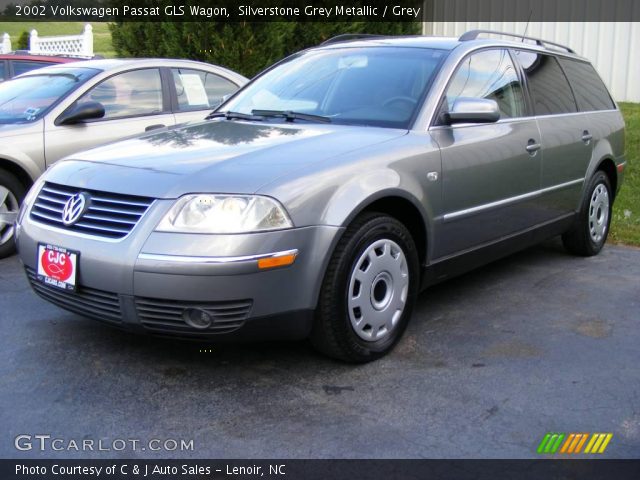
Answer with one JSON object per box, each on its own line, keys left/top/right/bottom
{"left": 0, "top": 53, "right": 80, "bottom": 63}
{"left": 17, "top": 57, "right": 249, "bottom": 83}
{"left": 316, "top": 35, "right": 588, "bottom": 61}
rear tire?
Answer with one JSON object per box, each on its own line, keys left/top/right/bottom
{"left": 311, "top": 213, "right": 419, "bottom": 362}
{"left": 0, "top": 169, "right": 26, "bottom": 259}
{"left": 562, "top": 171, "right": 612, "bottom": 257}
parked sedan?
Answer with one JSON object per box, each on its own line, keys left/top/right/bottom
{"left": 0, "top": 52, "right": 83, "bottom": 82}
{"left": 0, "top": 58, "right": 248, "bottom": 257}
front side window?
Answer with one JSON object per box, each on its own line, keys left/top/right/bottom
{"left": 443, "top": 49, "right": 525, "bottom": 120}
{"left": 223, "top": 47, "right": 446, "bottom": 128}
{"left": 76, "top": 68, "right": 163, "bottom": 120}
{"left": 0, "top": 62, "right": 5, "bottom": 81}
{"left": 558, "top": 58, "right": 615, "bottom": 112}
{"left": 172, "top": 68, "right": 237, "bottom": 111}
{"left": 0, "top": 68, "right": 99, "bottom": 123}
{"left": 515, "top": 51, "right": 577, "bottom": 115}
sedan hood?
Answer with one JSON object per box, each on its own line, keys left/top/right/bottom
{"left": 47, "top": 120, "right": 406, "bottom": 198}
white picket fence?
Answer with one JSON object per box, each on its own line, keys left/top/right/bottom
{"left": 0, "top": 33, "right": 10, "bottom": 54}
{"left": 0, "top": 24, "right": 93, "bottom": 57}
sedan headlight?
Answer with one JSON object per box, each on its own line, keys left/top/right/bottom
{"left": 156, "top": 195, "right": 293, "bottom": 234}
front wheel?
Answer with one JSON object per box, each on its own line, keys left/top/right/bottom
{"left": 311, "top": 213, "right": 419, "bottom": 362}
{"left": 562, "top": 171, "right": 612, "bottom": 256}
{"left": 0, "top": 169, "right": 26, "bottom": 259}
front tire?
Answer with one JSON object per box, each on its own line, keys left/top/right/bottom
{"left": 562, "top": 171, "right": 612, "bottom": 256}
{"left": 0, "top": 169, "right": 26, "bottom": 259}
{"left": 311, "top": 213, "right": 419, "bottom": 362}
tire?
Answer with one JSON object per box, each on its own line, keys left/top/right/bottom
{"left": 311, "top": 212, "right": 420, "bottom": 362}
{"left": 562, "top": 171, "right": 612, "bottom": 257}
{"left": 0, "top": 169, "right": 26, "bottom": 259}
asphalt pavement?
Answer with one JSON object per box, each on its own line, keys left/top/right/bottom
{"left": 1, "top": 240, "right": 639, "bottom": 459}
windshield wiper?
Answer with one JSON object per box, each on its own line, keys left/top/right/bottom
{"left": 252, "top": 109, "right": 332, "bottom": 123}
{"left": 205, "top": 111, "right": 263, "bottom": 121}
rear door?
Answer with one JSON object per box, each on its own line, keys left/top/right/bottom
{"left": 43, "top": 68, "right": 176, "bottom": 164}
{"left": 513, "top": 50, "right": 589, "bottom": 218}
{"left": 430, "top": 48, "right": 543, "bottom": 258}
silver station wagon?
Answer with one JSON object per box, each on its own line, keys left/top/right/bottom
{"left": 15, "top": 31, "right": 626, "bottom": 362}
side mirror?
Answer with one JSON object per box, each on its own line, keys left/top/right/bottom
{"left": 442, "top": 98, "right": 500, "bottom": 125}
{"left": 57, "top": 101, "right": 105, "bottom": 126}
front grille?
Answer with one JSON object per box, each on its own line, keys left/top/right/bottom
{"left": 30, "top": 183, "right": 154, "bottom": 240}
{"left": 136, "top": 297, "right": 252, "bottom": 335}
{"left": 26, "top": 268, "right": 123, "bottom": 325}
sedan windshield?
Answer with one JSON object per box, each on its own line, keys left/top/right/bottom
{"left": 0, "top": 68, "right": 99, "bottom": 124}
{"left": 223, "top": 47, "right": 447, "bottom": 129}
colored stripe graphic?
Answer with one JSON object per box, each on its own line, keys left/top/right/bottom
{"left": 537, "top": 433, "right": 565, "bottom": 454}
{"left": 585, "top": 433, "right": 613, "bottom": 454}
{"left": 539, "top": 433, "right": 612, "bottom": 454}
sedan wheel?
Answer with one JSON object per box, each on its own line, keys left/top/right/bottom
{"left": 0, "top": 170, "right": 26, "bottom": 258}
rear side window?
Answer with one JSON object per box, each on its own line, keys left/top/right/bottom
{"left": 0, "top": 62, "right": 5, "bottom": 81}
{"left": 558, "top": 59, "right": 615, "bottom": 111}
{"left": 515, "top": 51, "right": 577, "bottom": 116}
{"left": 443, "top": 49, "right": 525, "bottom": 119}
{"left": 171, "top": 68, "right": 237, "bottom": 111}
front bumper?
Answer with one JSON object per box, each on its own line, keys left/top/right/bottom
{"left": 16, "top": 202, "right": 342, "bottom": 340}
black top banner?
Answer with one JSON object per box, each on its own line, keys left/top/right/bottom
{"left": 1, "top": 0, "right": 640, "bottom": 22}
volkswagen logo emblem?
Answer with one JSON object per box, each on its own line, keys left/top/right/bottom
{"left": 61, "top": 193, "right": 90, "bottom": 226}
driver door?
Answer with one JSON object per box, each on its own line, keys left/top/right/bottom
{"left": 430, "top": 48, "right": 543, "bottom": 259}
{"left": 43, "top": 68, "right": 176, "bottom": 165}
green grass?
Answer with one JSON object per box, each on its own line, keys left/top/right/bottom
{"left": 0, "top": 22, "right": 115, "bottom": 57}
{"left": 610, "top": 103, "right": 640, "bottom": 246}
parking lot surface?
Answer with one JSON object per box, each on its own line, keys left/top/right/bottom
{"left": 1, "top": 240, "right": 639, "bottom": 458}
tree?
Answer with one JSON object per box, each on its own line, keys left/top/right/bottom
{"left": 109, "top": 22, "right": 421, "bottom": 77}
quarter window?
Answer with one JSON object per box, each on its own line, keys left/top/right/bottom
{"left": 443, "top": 49, "right": 525, "bottom": 120}
{"left": 77, "top": 69, "right": 163, "bottom": 119}
{"left": 558, "top": 59, "right": 615, "bottom": 111}
{"left": 515, "top": 51, "right": 577, "bottom": 115}
{"left": 171, "top": 68, "right": 237, "bottom": 111}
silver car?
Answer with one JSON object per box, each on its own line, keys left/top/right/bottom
{"left": 0, "top": 58, "right": 248, "bottom": 257}
{"left": 15, "top": 32, "right": 626, "bottom": 362}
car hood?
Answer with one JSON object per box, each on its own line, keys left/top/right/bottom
{"left": 47, "top": 120, "right": 407, "bottom": 198}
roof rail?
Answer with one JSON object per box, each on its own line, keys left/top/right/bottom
{"left": 459, "top": 30, "right": 575, "bottom": 54}
{"left": 321, "top": 34, "right": 387, "bottom": 46}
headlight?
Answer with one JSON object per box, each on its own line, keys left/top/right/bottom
{"left": 156, "top": 195, "right": 293, "bottom": 233}
{"left": 17, "top": 177, "right": 45, "bottom": 225}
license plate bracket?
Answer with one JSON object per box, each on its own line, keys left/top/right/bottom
{"left": 36, "top": 244, "right": 79, "bottom": 291}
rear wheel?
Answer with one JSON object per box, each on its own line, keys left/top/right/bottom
{"left": 562, "top": 171, "right": 612, "bottom": 256}
{"left": 311, "top": 213, "right": 419, "bottom": 362}
{"left": 0, "top": 169, "right": 26, "bottom": 259}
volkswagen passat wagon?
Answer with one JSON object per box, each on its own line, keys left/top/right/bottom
{"left": 15, "top": 32, "right": 626, "bottom": 362}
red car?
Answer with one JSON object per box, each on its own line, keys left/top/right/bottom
{"left": 0, "top": 53, "right": 83, "bottom": 81}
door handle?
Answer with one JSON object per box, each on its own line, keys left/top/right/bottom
{"left": 581, "top": 130, "right": 593, "bottom": 143}
{"left": 525, "top": 139, "right": 541, "bottom": 154}
{"left": 145, "top": 124, "right": 165, "bottom": 132}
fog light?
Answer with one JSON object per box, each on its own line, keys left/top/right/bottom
{"left": 183, "top": 308, "right": 213, "bottom": 329}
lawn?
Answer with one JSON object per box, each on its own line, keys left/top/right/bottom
{"left": 611, "top": 103, "right": 640, "bottom": 246}
{"left": 0, "top": 22, "right": 115, "bottom": 57}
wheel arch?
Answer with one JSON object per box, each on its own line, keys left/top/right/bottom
{"left": 595, "top": 157, "right": 617, "bottom": 199}
{"left": 341, "top": 191, "right": 429, "bottom": 268}
{"left": 0, "top": 158, "right": 36, "bottom": 190}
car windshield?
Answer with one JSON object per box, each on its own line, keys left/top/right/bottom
{"left": 0, "top": 68, "right": 99, "bottom": 124}
{"left": 223, "top": 47, "right": 447, "bottom": 129}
